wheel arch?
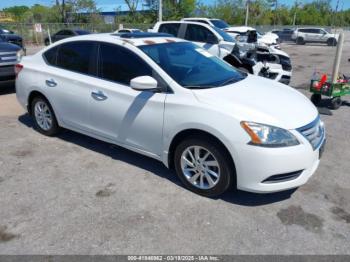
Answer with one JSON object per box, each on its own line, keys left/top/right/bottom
{"left": 27, "top": 90, "right": 56, "bottom": 117}
{"left": 167, "top": 129, "right": 236, "bottom": 181}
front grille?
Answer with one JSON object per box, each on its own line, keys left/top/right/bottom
{"left": 262, "top": 170, "right": 303, "bottom": 183}
{"left": 267, "top": 72, "right": 278, "bottom": 79}
{"left": 279, "top": 75, "right": 291, "bottom": 85}
{"left": 297, "top": 116, "right": 325, "bottom": 150}
{"left": 279, "top": 55, "right": 292, "bottom": 71}
{"left": 8, "top": 39, "right": 23, "bottom": 48}
{"left": 0, "top": 52, "right": 17, "bottom": 64}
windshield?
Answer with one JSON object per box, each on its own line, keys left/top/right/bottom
{"left": 139, "top": 42, "right": 246, "bottom": 89}
{"left": 75, "top": 30, "right": 90, "bottom": 35}
{"left": 210, "top": 19, "right": 229, "bottom": 29}
{"left": 212, "top": 27, "right": 235, "bottom": 42}
{"left": 0, "top": 29, "right": 12, "bottom": 34}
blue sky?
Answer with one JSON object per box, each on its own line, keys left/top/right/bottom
{"left": 1, "top": 0, "right": 349, "bottom": 11}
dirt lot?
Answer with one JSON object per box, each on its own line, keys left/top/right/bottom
{"left": 0, "top": 38, "right": 349, "bottom": 255}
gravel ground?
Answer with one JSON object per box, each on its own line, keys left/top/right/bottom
{"left": 0, "top": 37, "right": 349, "bottom": 255}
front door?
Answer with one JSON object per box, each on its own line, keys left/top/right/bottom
{"left": 88, "top": 43, "right": 166, "bottom": 157}
{"left": 183, "top": 24, "right": 220, "bottom": 57}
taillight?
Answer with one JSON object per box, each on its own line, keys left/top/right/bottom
{"left": 15, "top": 64, "right": 23, "bottom": 78}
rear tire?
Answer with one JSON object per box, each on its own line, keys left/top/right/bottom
{"left": 330, "top": 97, "right": 342, "bottom": 110}
{"left": 31, "top": 96, "right": 61, "bottom": 136}
{"left": 311, "top": 94, "right": 322, "bottom": 106}
{"left": 174, "top": 136, "right": 234, "bottom": 197}
{"left": 296, "top": 37, "right": 305, "bottom": 45}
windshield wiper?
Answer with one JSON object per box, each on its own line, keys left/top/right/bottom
{"left": 183, "top": 85, "right": 215, "bottom": 89}
{"left": 219, "top": 77, "right": 243, "bottom": 86}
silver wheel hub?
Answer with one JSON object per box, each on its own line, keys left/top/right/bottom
{"left": 180, "top": 146, "right": 220, "bottom": 190}
{"left": 34, "top": 101, "right": 52, "bottom": 131}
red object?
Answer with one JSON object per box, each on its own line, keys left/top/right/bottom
{"left": 15, "top": 64, "right": 23, "bottom": 78}
{"left": 316, "top": 74, "right": 327, "bottom": 90}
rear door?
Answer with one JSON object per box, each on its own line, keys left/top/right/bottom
{"left": 42, "top": 41, "right": 97, "bottom": 131}
{"left": 303, "top": 29, "right": 317, "bottom": 42}
{"left": 182, "top": 24, "right": 220, "bottom": 57}
{"left": 158, "top": 23, "right": 181, "bottom": 37}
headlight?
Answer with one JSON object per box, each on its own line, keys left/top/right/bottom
{"left": 16, "top": 49, "right": 25, "bottom": 62}
{"left": 241, "top": 121, "right": 300, "bottom": 147}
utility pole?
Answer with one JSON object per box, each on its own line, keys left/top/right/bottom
{"left": 274, "top": 0, "right": 278, "bottom": 27}
{"left": 245, "top": 0, "right": 249, "bottom": 26}
{"left": 293, "top": 1, "right": 300, "bottom": 26}
{"left": 158, "top": 0, "right": 162, "bottom": 22}
{"left": 293, "top": 12, "right": 296, "bottom": 26}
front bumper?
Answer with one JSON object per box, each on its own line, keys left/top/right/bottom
{"left": 233, "top": 129, "right": 325, "bottom": 193}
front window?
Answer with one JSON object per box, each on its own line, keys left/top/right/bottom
{"left": 212, "top": 27, "right": 235, "bottom": 42}
{"left": 210, "top": 19, "right": 229, "bottom": 29}
{"left": 139, "top": 42, "right": 246, "bottom": 89}
{"left": 75, "top": 30, "right": 90, "bottom": 35}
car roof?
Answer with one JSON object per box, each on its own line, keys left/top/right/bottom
{"left": 158, "top": 20, "right": 214, "bottom": 28}
{"left": 297, "top": 27, "right": 324, "bottom": 30}
{"left": 225, "top": 26, "right": 256, "bottom": 32}
{"left": 50, "top": 33, "right": 186, "bottom": 47}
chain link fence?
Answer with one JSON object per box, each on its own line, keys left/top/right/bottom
{"left": 1, "top": 23, "right": 153, "bottom": 45}
{"left": 2, "top": 22, "right": 349, "bottom": 46}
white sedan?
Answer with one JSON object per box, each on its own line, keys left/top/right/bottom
{"left": 15, "top": 33, "right": 325, "bottom": 197}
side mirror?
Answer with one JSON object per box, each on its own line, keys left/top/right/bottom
{"left": 130, "top": 76, "right": 158, "bottom": 91}
{"left": 207, "top": 34, "right": 218, "bottom": 44}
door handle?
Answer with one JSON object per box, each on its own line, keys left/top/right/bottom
{"left": 45, "top": 79, "right": 57, "bottom": 87}
{"left": 91, "top": 91, "right": 108, "bottom": 101}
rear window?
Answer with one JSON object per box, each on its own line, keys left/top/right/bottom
{"left": 75, "top": 30, "right": 90, "bottom": 35}
{"left": 158, "top": 23, "right": 181, "bottom": 37}
{"left": 56, "top": 41, "right": 96, "bottom": 75}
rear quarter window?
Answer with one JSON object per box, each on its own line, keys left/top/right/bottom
{"left": 159, "top": 23, "right": 180, "bottom": 37}
{"left": 43, "top": 46, "right": 58, "bottom": 65}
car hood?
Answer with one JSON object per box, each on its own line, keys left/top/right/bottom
{"left": 330, "top": 33, "right": 339, "bottom": 39}
{"left": 191, "top": 75, "right": 318, "bottom": 130}
{"left": 218, "top": 40, "right": 235, "bottom": 52}
{"left": 0, "top": 41, "right": 21, "bottom": 52}
{"left": 268, "top": 46, "right": 289, "bottom": 58}
{"left": 1, "top": 34, "right": 22, "bottom": 40}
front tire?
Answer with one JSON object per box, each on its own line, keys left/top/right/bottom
{"left": 327, "top": 38, "right": 337, "bottom": 46}
{"left": 31, "top": 96, "right": 60, "bottom": 136}
{"left": 174, "top": 137, "right": 234, "bottom": 197}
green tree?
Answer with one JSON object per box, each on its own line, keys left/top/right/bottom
{"left": 2, "top": 5, "right": 30, "bottom": 21}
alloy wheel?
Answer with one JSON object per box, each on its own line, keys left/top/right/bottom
{"left": 34, "top": 101, "right": 53, "bottom": 131}
{"left": 180, "top": 146, "right": 221, "bottom": 190}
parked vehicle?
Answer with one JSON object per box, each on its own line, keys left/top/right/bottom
{"left": 150, "top": 21, "right": 292, "bottom": 84}
{"left": 0, "top": 37, "right": 22, "bottom": 84}
{"left": 181, "top": 17, "right": 230, "bottom": 29}
{"left": 44, "top": 29, "right": 90, "bottom": 45}
{"left": 0, "top": 27, "right": 25, "bottom": 49}
{"left": 224, "top": 26, "right": 280, "bottom": 47}
{"left": 115, "top": 28, "right": 142, "bottom": 33}
{"left": 271, "top": 28, "right": 295, "bottom": 42}
{"left": 16, "top": 33, "right": 325, "bottom": 196}
{"left": 291, "top": 28, "right": 338, "bottom": 46}
{"left": 181, "top": 20, "right": 280, "bottom": 47}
